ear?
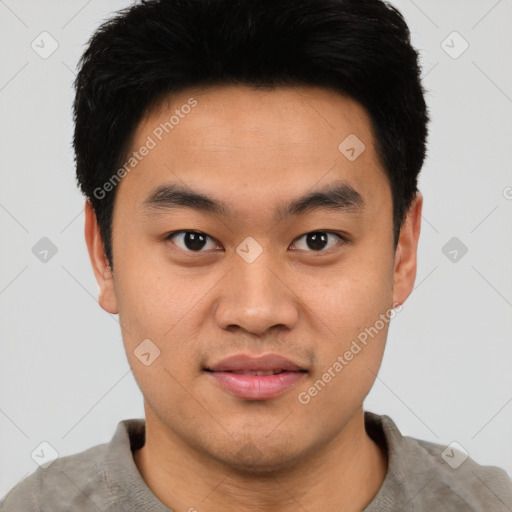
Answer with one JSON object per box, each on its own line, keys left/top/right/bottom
{"left": 392, "top": 192, "right": 423, "bottom": 308}
{"left": 84, "top": 200, "right": 118, "bottom": 314}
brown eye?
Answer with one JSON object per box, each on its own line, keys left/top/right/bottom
{"left": 291, "top": 231, "right": 344, "bottom": 252}
{"left": 167, "top": 231, "right": 218, "bottom": 252}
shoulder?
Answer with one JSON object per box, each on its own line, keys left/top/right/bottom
{"left": 365, "top": 412, "right": 512, "bottom": 511}
{"left": 0, "top": 419, "right": 144, "bottom": 512}
{"left": 0, "top": 442, "right": 109, "bottom": 512}
{"left": 411, "top": 435, "right": 512, "bottom": 510}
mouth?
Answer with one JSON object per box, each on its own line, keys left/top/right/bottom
{"left": 204, "top": 353, "right": 308, "bottom": 400}
{"left": 215, "top": 370, "right": 293, "bottom": 375}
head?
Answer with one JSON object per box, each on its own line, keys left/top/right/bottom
{"left": 77, "top": 0, "right": 428, "bottom": 471}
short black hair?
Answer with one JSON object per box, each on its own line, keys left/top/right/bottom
{"left": 73, "top": 0, "right": 429, "bottom": 267}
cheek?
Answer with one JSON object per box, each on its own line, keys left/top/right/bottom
{"left": 301, "top": 243, "right": 394, "bottom": 393}
{"left": 300, "top": 318, "right": 390, "bottom": 423}
{"left": 113, "top": 246, "right": 189, "bottom": 332}
{"left": 112, "top": 257, "right": 212, "bottom": 378}
{"left": 309, "top": 248, "right": 394, "bottom": 329}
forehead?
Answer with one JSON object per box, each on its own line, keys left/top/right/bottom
{"left": 116, "top": 84, "right": 389, "bottom": 217}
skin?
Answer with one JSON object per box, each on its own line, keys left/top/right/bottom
{"left": 85, "top": 84, "right": 422, "bottom": 512}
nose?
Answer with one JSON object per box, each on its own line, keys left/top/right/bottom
{"left": 214, "top": 248, "right": 300, "bottom": 336}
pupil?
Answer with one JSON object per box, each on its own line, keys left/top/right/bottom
{"left": 182, "top": 232, "right": 329, "bottom": 252}
{"left": 185, "top": 232, "right": 206, "bottom": 251}
{"left": 307, "top": 232, "right": 328, "bottom": 251}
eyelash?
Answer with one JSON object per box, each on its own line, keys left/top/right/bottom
{"left": 165, "top": 230, "right": 347, "bottom": 254}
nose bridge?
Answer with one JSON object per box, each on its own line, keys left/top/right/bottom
{"left": 214, "top": 240, "right": 299, "bottom": 334}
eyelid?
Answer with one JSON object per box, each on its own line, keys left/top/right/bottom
{"left": 166, "top": 230, "right": 347, "bottom": 253}
{"left": 166, "top": 230, "right": 221, "bottom": 252}
{"left": 290, "top": 231, "right": 347, "bottom": 252}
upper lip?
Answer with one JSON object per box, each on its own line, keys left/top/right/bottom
{"left": 205, "top": 353, "right": 307, "bottom": 372}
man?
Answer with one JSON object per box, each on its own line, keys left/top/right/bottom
{"left": 2, "top": 0, "right": 511, "bottom": 510}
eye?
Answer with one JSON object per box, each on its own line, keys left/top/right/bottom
{"left": 166, "top": 230, "right": 346, "bottom": 254}
{"left": 166, "top": 231, "right": 220, "bottom": 252}
{"left": 290, "top": 231, "right": 345, "bottom": 252}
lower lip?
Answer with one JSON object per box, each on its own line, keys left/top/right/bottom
{"left": 207, "top": 371, "right": 306, "bottom": 400}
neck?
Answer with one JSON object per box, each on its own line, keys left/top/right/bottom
{"left": 133, "top": 406, "right": 387, "bottom": 512}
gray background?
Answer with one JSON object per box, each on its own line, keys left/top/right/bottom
{"left": 1, "top": 0, "right": 511, "bottom": 498}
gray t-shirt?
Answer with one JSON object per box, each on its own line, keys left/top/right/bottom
{"left": 2, "top": 411, "right": 511, "bottom": 511}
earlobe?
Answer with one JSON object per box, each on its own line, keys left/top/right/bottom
{"left": 84, "top": 200, "right": 118, "bottom": 314}
{"left": 392, "top": 193, "right": 423, "bottom": 308}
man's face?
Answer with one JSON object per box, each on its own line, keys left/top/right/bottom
{"left": 89, "top": 85, "right": 416, "bottom": 471}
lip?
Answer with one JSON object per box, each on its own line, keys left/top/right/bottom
{"left": 204, "top": 353, "right": 308, "bottom": 400}
{"left": 207, "top": 353, "right": 306, "bottom": 372}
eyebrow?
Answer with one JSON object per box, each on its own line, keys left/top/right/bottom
{"left": 142, "top": 180, "right": 365, "bottom": 221}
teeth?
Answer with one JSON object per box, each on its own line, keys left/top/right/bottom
{"left": 231, "top": 370, "right": 281, "bottom": 375}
